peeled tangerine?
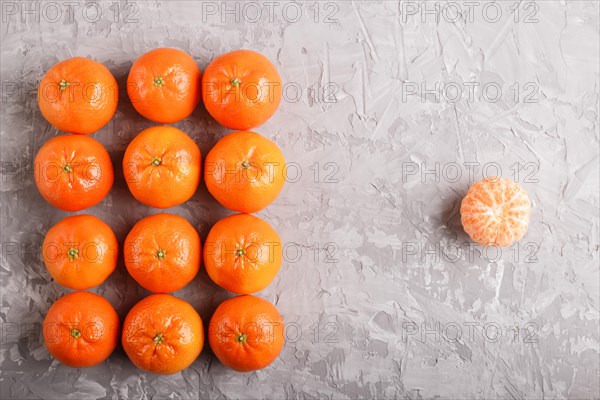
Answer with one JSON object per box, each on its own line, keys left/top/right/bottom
{"left": 460, "top": 177, "right": 531, "bottom": 247}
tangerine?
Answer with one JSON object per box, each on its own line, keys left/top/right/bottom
{"left": 202, "top": 50, "right": 281, "bottom": 130}
{"left": 43, "top": 214, "right": 118, "bottom": 290}
{"left": 34, "top": 134, "right": 114, "bottom": 211}
{"left": 122, "top": 294, "right": 204, "bottom": 374}
{"left": 208, "top": 295, "right": 284, "bottom": 372}
{"left": 204, "top": 131, "right": 285, "bottom": 213}
{"left": 38, "top": 57, "right": 118, "bottom": 134}
{"left": 123, "top": 126, "right": 201, "bottom": 208}
{"left": 43, "top": 291, "right": 119, "bottom": 368}
{"left": 124, "top": 213, "right": 201, "bottom": 293}
{"left": 204, "top": 214, "right": 282, "bottom": 294}
{"left": 127, "top": 48, "right": 201, "bottom": 123}
{"left": 460, "top": 176, "right": 531, "bottom": 247}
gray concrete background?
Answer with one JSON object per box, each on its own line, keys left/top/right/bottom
{"left": 1, "top": 1, "right": 599, "bottom": 399}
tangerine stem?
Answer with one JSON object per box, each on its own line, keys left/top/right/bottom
{"left": 156, "top": 249, "right": 166, "bottom": 260}
{"left": 241, "top": 161, "right": 251, "bottom": 169}
{"left": 67, "top": 248, "right": 79, "bottom": 261}
{"left": 230, "top": 77, "right": 241, "bottom": 87}
{"left": 154, "top": 333, "right": 164, "bottom": 344}
{"left": 153, "top": 76, "right": 165, "bottom": 87}
{"left": 236, "top": 333, "right": 247, "bottom": 343}
{"left": 59, "top": 80, "right": 70, "bottom": 91}
{"left": 63, "top": 163, "right": 72, "bottom": 173}
{"left": 235, "top": 249, "right": 245, "bottom": 257}
{"left": 71, "top": 328, "right": 81, "bottom": 339}
{"left": 152, "top": 157, "right": 161, "bottom": 166}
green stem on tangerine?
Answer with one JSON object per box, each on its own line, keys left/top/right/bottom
{"left": 241, "top": 161, "right": 251, "bottom": 169}
{"left": 153, "top": 76, "right": 165, "bottom": 87}
{"left": 236, "top": 249, "right": 245, "bottom": 257}
{"left": 67, "top": 248, "right": 79, "bottom": 261}
{"left": 154, "top": 333, "right": 164, "bottom": 344}
{"left": 59, "top": 80, "right": 70, "bottom": 91}
{"left": 152, "top": 157, "right": 162, "bottom": 166}
{"left": 71, "top": 328, "right": 81, "bottom": 339}
{"left": 63, "top": 163, "right": 72, "bottom": 173}
{"left": 156, "top": 249, "right": 166, "bottom": 260}
{"left": 230, "top": 77, "right": 241, "bottom": 87}
{"left": 236, "top": 333, "right": 247, "bottom": 343}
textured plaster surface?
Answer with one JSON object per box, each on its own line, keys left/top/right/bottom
{"left": 1, "top": 1, "right": 599, "bottom": 399}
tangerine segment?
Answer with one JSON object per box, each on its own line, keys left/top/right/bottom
{"left": 204, "top": 213, "right": 282, "bottom": 294}
{"left": 124, "top": 213, "right": 201, "bottom": 293}
{"left": 123, "top": 126, "right": 201, "bottom": 209}
{"left": 460, "top": 177, "right": 531, "bottom": 247}
{"left": 122, "top": 294, "right": 204, "bottom": 374}
{"left": 43, "top": 291, "right": 120, "bottom": 368}
{"left": 208, "top": 295, "right": 284, "bottom": 372}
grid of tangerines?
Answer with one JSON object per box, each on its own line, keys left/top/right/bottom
{"left": 36, "top": 48, "right": 288, "bottom": 374}
{"left": 35, "top": 48, "right": 534, "bottom": 375}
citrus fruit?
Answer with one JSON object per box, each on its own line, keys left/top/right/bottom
{"left": 208, "top": 295, "right": 284, "bottom": 372}
{"left": 122, "top": 294, "right": 204, "bottom": 374}
{"left": 123, "top": 126, "right": 201, "bottom": 209}
{"left": 124, "top": 213, "right": 201, "bottom": 293}
{"left": 204, "top": 131, "right": 285, "bottom": 213}
{"left": 204, "top": 214, "right": 282, "bottom": 294}
{"left": 34, "top": 134, "right": 114, "bottom": 211}
{"left": 38, "top": 57, "right": 118, "bottom": 134}
{"left": 202, "top": 50, "right": 281, "bottom": 130}
{"left": 43, "top": 291, "right": 120, "bottom": 368}
{"left": 460, "top": 176, "right": 532, "bottom": 247}
{"left": 127, "top": 48, "right": 201, "bottom": 123}
{"left": 42, "top": 214, "right": 118, "bottom": 290}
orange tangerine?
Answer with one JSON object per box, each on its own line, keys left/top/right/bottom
{"left": 460, "top": 177, "right": 531, "bottom": 247}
